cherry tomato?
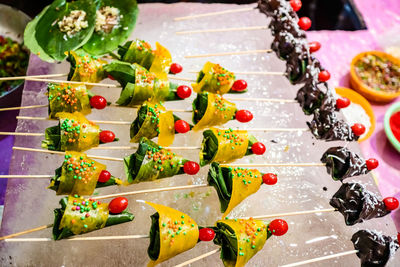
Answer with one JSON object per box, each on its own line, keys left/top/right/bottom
{"left": 309, "top": 41, "right": 321, "bottom": 53}
{"left": 199, "top": 228, "right": 215, "bottom": 242}
{"left": 351, "top": 123, "right": 366, "bottom": 136}
{"left": 98, "top": 170, "right": 111, "bottom": 183}
{"left": 318, "top": 70, "right": 331, "bottom": 82}
{"left": 336, "top": 97, "right": 350, "bottom": 109}
{"left": 170, "top": 63, "right": 183, "bottom": 74}
{"left": 298, "top": 17, "right": 312, "bottom": 30}
{"left": 290, "top": 0, "right": 302, "bottom": 11}
{"left": 175, "top": 120, "right": 190, "bottom": 133}
{"left": 235, "top": 110, "right": 253, "bottom": 123}
{"left": 268, "top": 219, "right": 288, "bottom": 236}
{"left": 183, "top": 161, "right": 200, "bottom": 175}
{"left": 90, "top": 95, "right": 107, "bottom": 110}
{"left": 251, "top": 142, "right": 266, "bottom": 155}
{"left": 107, "top": 74, "right": 115, "bottom": 80}
{"left": 176, "top": 85, "right": 192, "bottom": 99}
{"left": 231, "top": 79, "right": 248, "bottom": 92}
{"left": 366, "top": 158, "right": 379, "bottom": 170}
{"left": 99, "top": 130, "right": 115, "bottom": 143}
{"left": 383, "top": 197, "right": 399, "bottom": 210}
{"left": 109, "top": 197, "right": 128, "bottom": 214}
{"left": 262, "top": 173, "right": 278, "bottom": 185}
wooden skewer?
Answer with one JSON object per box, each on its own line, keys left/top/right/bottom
{"left": 16, "top": 116, "right": 132, "bottom": 125}
{"left": 0, "top": 224, "right": 53, "bottom": 241}
{"left": 280, "top": 250, "right": 359, "bottom": 267}
{"left": 91, "top": 146, "right": 201, "bottom": 150}
{"left": 0, "top": 175, "right": 53, "bottom": 179}
{"left": 0, "top": 104, "right": 49, "bottom": 112}
{"left": 174, "top": 6, "right": 255, "bottom": 21}
{"left": 185, "top": 49, "right": 272, "bottom": 58}
{"left": 176, "top": 26, "right": 268, "bottom": 35}
{"left": 167, "top": 76, "right": 195, "bottom": 82}
{"left": 226, "top": 163, "right": 326, "bottom": 167}
{"left": 0, "top": 132, "right": 45, "bottom": 136}
{"left": 242, "top": 128, "right": 308, "bottom": 132}
{"left": 4, "top": 235, "right": 150, "bottom": 242}
{"left": 0, "top": 73, "right": 68, "bottom": 81}
{"left": 189, "top": 70, "right": 284, "bottom": 76}
{"left": 174, "top": 249, "right": 221, "bottom": 267}
{"left": 250, "top": 208, "right": 336, "bottom": 220}
{"left": 12, "top": 147, "right": 123, "bottom": 162}
{"left": 224, "top": 97, "right": 297, "bottom": 103}
{"left": 25, "top": 78, "right": 120, "bottom": 88}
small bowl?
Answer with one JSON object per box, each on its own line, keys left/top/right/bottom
{"left": 350, "top": 51, "right": 400, "bottom": 103}
{"left": 384, "top": 102, "right": 400, "bottom": 153}
{"left": 335, "top": 87, "right": 376, "bottom": 142}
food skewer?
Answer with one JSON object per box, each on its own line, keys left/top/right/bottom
{"left": 173, "top": 6, "right": 256, "bottom": 21}
{"left": 184, "top": 49, "right": 272, "bottom": 58}
{"left": 176, "top": 25, "right": 269, "bottom": 35}
{"left": 0, "top": 73, "right": 69, "bottom": 81}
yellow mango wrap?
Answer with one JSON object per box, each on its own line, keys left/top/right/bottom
{"left": 68, "top": 51, "right": 107, "bottom": 88}
{"left": 60, "top": 196, "right": 109, "bottom": 235}
{"left": 223, "top": 168, "right": 263, "bottom": 218}
{"left": 57, "top": 112, "right": 100, "bottom": 151}
{"left": 130, "top": 102, "right": 175, "bottom": 146}
{"left": 48, "top": 83, "right": 91, "bottom": 119}
{"left": 192, "top": 62, "right": 235, "bottom": 95}
{"left": 55, "top": 151, "right": 106, "bottom": 195}
{"left": 217, "top": 219, "right": 268, "bottom": 267}
{"left": 149, "top": 42, "right": 172, "bottom": 77}
{"left": 146, "top": 202, "right": 199, "bottom": 266}
{"left": 193, "top": 93, "right": 237, "bottom": 131}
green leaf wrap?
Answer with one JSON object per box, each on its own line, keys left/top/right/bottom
{"left": 118, "top": 39, "right": 155, "bottom": 68}
{"left": 67, "top": 50, "right": 107, "bottom": 86}
{"left": 148, "top": 212, "right": 161, "bottom": 261}
{"left": 104, "top": 60, "right": 137, "bottom": 87}
{"left": 83, "top": 0, "right": 139, "bottom": 55}
{"left": 207, "top": 162, "right": 233, "bottom": 213}
{"left": 35, "top": 0, "right": 97, "bottom": 61}
{"left": 123, "top": 137, "right": 189, "bottom": 184}
{"left": 52, "top": 196, "right": 134, "bottom": 240}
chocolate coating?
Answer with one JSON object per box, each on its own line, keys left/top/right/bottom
{"left": 296, "top": 81, "right": 337, "bottom": 115}
{"left": 321, "top": 146, "right": 368, "bottom": 180}
{"left": 258, "top": 0, "right": 295, "bottom": 18}
{"left": 352, "top": 230, "right": 399, "bottom": 267}
{"left": 330, "top": 183, "right": 390, "bottom": 225}
{"left": 308, "top": 111, "right": 359, "bottom": 141}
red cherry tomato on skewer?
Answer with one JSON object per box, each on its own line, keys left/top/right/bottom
{"left": 309, "top": 41, "right": 321, "bottom": 53}
{"left": 351, "top": 123, "right": 366, "bottom": 136}
{"left": 176, "top": 85, "right": 192, "bottom": 99}
{"left": 298, "top": 17, "right": 312, "bottom": 30}
{"left": 235, "top": 110, "right": 253, "bottom": 123}
{"left": 175, "top": 120, "right": 190, "bottom": 133}
{"left": 107, "top": 74, "right": 115, "bottom": 80}
{"left": 318, "top": 70, "right": 331, "bottom": 82}
{"left": 183, "top": 161, "right": 200, "bottom": 175}
{"left": 170, "top": 63, "right": 183, "bottom": 74}
{"left": 251, "top": 142, "right": 266, "bottom": 155}
{"left": 383, "top": 197, "right": 399, "bottom": 210}
{"left": 290, "top": 0, "right": 302, "bottom": 12}
{"left": 336, "top": 97, "right": 350, "bottom": 109}
{"left": 262, "top": 173, "right": 278, "bottom": 185}
{"left": 366, "top": 158, "right": 379, "bottom": 170}
{"left": 99, "top": 130, "right": 115, "bottom": 143}
{"left": 109, "top": 197, "right": 128, "bottom": 214}
{"left": 231, "top": 79, "right": 248, "bottom": 92}
{"left": 199, "top": 228, "right": 215, "bottom": 241}
{"left": 269, "top": 219, "right": 288, "bottom": 236}
{"left": 90, "top": 95, "right": 107, "bottom": 110}
{"left": 98, "top": 170, "right": 111, "bottom": 183}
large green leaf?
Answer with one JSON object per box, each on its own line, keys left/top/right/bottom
{"left": 83, "top": 0, "right": 139, "bottom": 55}
{"left": 35, "top": 0, "right": 97, "bottom": 61}
{"left": 24, "top": 5, "right": 54, "bottom": 62}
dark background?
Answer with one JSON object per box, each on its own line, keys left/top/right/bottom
{"left": 0, "top": 0, "right": 366, "bottom": 31}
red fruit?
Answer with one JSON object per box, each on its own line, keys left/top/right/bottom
{"left": 176, "top": 85, "right": 192, "bottom": 99}
{"left": 397, "top": 232, "right": 400, "bottom": 242}
{"left": 318, "top": 70, "right": 331, "bottom": 82}
{"left": 170, "top": 63, "right": 183, "bottom": 74}
{"left": 383, "top": 197, "right": 399, "bottom": 211}
{"left": 262, "top": 173, "right": 278, "bottom": 185}
{"left": 351, "top": 123, "right": 366, "bottom": 136}
{"left": 290, "top": 0, "right": 302, "bottom": 12}
{"left": 231, "top": 79, "right": 248, "bottom": 92}
{"left": 99, "top": 130, "right": 115, "bottom": 143}
{"left": 366, "top": 158, "right": 379, "bottom": 170}
{"left": 235, "top": 110, "right": 253, "bottom": 123}
{"left": 298, "top": 17, "right": 312, "bottom": 30}
{"left": 98, "top": 170, "right": 111, "bottom": 183}
{"left": 107, "top": 74, "right": 115, "bottom": 80}
{"left": 251, "top": 142, "right": 266, "bottom": 155}
{"left": 183, "top": 161, "right": 200, "bottom": 175}
{"left": 90, "top": 95, "right": 107, "bottom": 110}
{"left": 268, "top": 219, "right": 288, "bottom": 236}
{"left": 199, "top": 228, "right": 215, "bottom": 242}
{"left": 109, "top": 197, "right": 128, "bottom": 214}
{"left": 175, "top": 120, "right": 190, "bottom": 133}
{"left": 336, "top": 97, "right": 350, "bottom": 109}
{"left": 309, "top": 41, "right": 321, "bottom": 53}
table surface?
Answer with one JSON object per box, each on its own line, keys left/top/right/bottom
{"left": 0, "top": 2, "right": 400, "bottom": 267}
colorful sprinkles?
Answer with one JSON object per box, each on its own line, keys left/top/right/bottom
{"left": 48, "top": 83, "right": 86, "bottom": 110}
{"left": 64, "top": 154, "right": 97, "bottom": 184}
{"left": 161, "top": 215, "right": 196, "bottom": 247}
